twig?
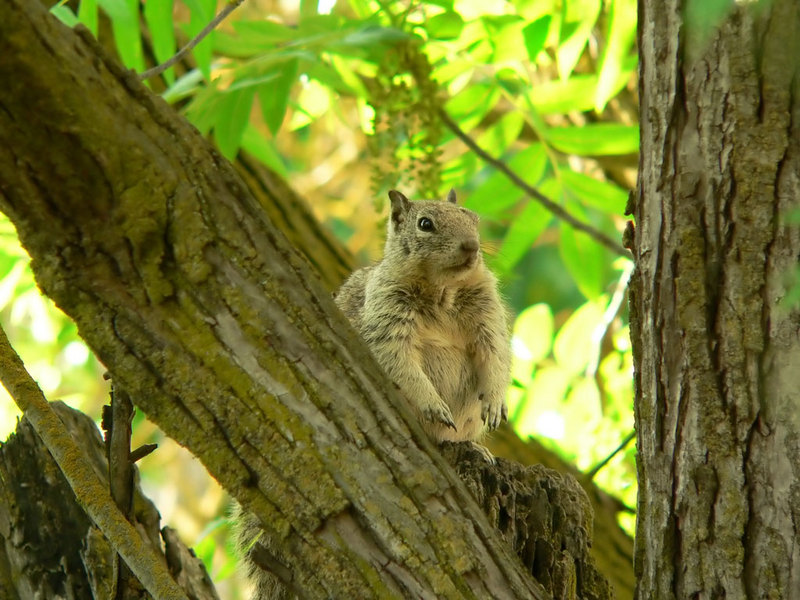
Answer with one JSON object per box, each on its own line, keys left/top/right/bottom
{"left": 139, "top": 0, "right": 246, "bottom": 81}
{"left": 586, "top": 430, "right": 635, "bottom": 480}
{"left": 0, "top": 325, "right": 189, "bottom": 600}
{"left": 104, "top": 385, "right": 136, "bottom": 598}
{"left": 438, "top": 109, "right": 630, "bottom": 257}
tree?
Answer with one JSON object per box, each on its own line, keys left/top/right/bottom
{"left": 632, "top": 0, "right": 800, "bottom": 597}
{"left": 0, "top": 1, "right": 617, "bottom": 599}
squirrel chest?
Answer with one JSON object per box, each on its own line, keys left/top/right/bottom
{"left": 413, "top": 294, "right": 482, "bottom": 432}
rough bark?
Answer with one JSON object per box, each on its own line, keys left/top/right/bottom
{"left": 0, "top": 401, "right": 218, "bottom": 600}
{"left": 632, "top": 0, "right": 800, "bottom": 597}
{"left": 487, "top": 427, "right": 635, "bottom": 600}
{"left": 0, "top": 2, "right": 606, "bottom": 599}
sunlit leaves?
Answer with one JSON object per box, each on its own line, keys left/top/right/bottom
{"left": 547, "top": 123, "right": 639, "bottom": 156}
{"left": 444, "top": 83, "right": 502, "bottom": 133}
{"left": 214, "top": 87, "right": 256, "bottom": 159}
{"left": 512, "top": 303, "right": 554, "bottom": 366}
{"left": 482, "top": 15, "right": 528, "bottom": 63}
{"left": 522, "top": 15, "right": 551, "bottom": 61}
{"left": 561, "top": 170, "right": 628, "bottom": 212}
{"left": 595, "top": 0, "right": 637, "bottom": 111}
{"left": 259, "top": 59, "right": 299, "bottom": 135}
{"left": 462, "top": 143, "right": 548, "bottom": 216}
{"left": 144, "top": 0, "right": 177, "bottom": 84}
{"left": 184, "top": 0, "right": 216, "bottom": 80}
{"left": 99, "top": 0, "right": 144, "bottom": 71}
{"left": 556, "top": 0, "right": 601, "bottom": 79}
{"left": 427, "top": 11, "right": 465, "bottom": 40}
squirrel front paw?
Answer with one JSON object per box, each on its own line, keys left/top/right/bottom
{"left": 420, "top": 398, "right": 458, "bottom": 431}
{"left": 479, "top": 393, "right": 508, "bottom": 431}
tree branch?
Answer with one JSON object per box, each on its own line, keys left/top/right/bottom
{"left": 438, "top": 109, "right": 630, "bottom": 257}
{"left": 0, "top": 325, "right": 188, "bottom": 600}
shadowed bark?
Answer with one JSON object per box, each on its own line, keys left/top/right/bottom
{"left": 0, "top": 401, "right": 218, "bottom": 600}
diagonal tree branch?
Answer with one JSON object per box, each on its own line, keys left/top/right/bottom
{"left": 439, "top": 109, "right": 630, "bottom": 257}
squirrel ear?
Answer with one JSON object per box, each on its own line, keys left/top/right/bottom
{"left": 446, "top": 188, "right": 457, "bottom": 204}
{"left": 388, "top": 190, "right": 411, "bottom": 226}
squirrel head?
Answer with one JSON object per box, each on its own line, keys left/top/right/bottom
{"left": 384, "top": 189, "right": 483, "bottom": 284}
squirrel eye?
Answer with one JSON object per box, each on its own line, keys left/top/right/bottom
{"left": 417, "top": 217, "right": 434, "bottom": 232}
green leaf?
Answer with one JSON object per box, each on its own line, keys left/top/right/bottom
{"left": 556, "top": 0, "right": 601, "bottom": 79}
{"left": 553, "top": 296, "right": 607, "bottom": 374}
{"left": 494, "top": 200, "right": 551, "bottom": 273}
{"left": 184, "top": 83, "right": 226, "bottom": 135}
{"left": 305, "top": 60, "right": 361, "bottom": 96}
{"left": 427, "top": 11, "right": 465, "bottom": 40}
{"left": 432, "top": 58, "right": 475, "bottom": 88}
{"left": 512, "top": 303, "right": 554, "bottom": 366}
{"left": 443, "top": 83, "right": 501, "bottom": 133}
{"left": 522, "top": 15, "right": 551, "bottom": 61}
{"left": 184, "top": 0, "right": 216, "bottom": 80}
{"left": 299, "top": 0, "right": 317, "bottom": 18}
{"left": 337, "top": 25, "right": 409, "bottom": 49}
{"left": 162, "top": 68, "right": 205, "bottom": 104}
{"left": 528, "top": 67, "right": 635, "bottom": 115}
{"left": 50, "top": 3, "right": 80, "bottom": 27}
{"left": 528, "top": 75, "right": 597, "bottom": 114}
{"left": 214, "top": 87, "right": 256, "bottom": 159}
{"left": 77, "top": 0, "right": 98, "bottom": 36}
{"left": 214, "top": 21, "right": 297, "bottom": 57}
{"left": 546, "top": 124, "right": 639, "bottom": 156}
{"left": 561, "top": 170, "right": 628, "bottom": 212}
{"left": 258, "top": 58, "right": 298, "bottom": 135}
{"left": 482, "top": 15, "right": 527, "bottom": 63}
{"left": 564, "top": 376, "right": 602, "bottom": 420}
{"left": 98, "top": 0, "right": 144, "bottom": 71}
{"left": 241, "top": 124, "right": 288, "bottom": 177}
{"left": 144, "top": 0, "right": 176, "bottom": 84}
{"left": 474, "top": 111, "right": 524, "bottom": 158}
{"left": 560, "top": 221, "right": 606, "bottom": 299}
{"left": 514, "top": 365, "right": 573, "bottom": 435}
{"left": 463, "top": 144, "right": 548, "bottom": 216}
{"left": 595, "top": 0, "right": 637, "bottom": 111}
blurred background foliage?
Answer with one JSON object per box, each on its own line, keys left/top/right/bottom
{"left": 4, "top": 0, "right": 640, "bottom": 596}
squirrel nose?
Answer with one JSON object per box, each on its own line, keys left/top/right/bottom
{"left": 460, "top": 239, "right": 480, "bottom": 254}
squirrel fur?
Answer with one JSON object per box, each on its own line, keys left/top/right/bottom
{"left": 335, "top": 189, "right": 511, "bottom": 450}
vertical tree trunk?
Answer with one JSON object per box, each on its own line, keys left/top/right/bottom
{"left": 632, "top": 0, "right": 800, "bottom": 597}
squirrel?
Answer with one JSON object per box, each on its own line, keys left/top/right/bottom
{"left": 235, "top": 190, "right": 511, "bottom": 600}
{"left": 335, "top": 189, "right": 511, "bottom": 458}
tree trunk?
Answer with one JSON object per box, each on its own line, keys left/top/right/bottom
{"left": 632, "top": 0, "right": 800, "bottom": 597}
{"left": 0, "top": 2, "right": 609, "bottom": 599}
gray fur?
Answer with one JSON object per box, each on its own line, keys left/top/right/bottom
{"left": 335, "top": 190, "right": 511, "bottom": 449}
